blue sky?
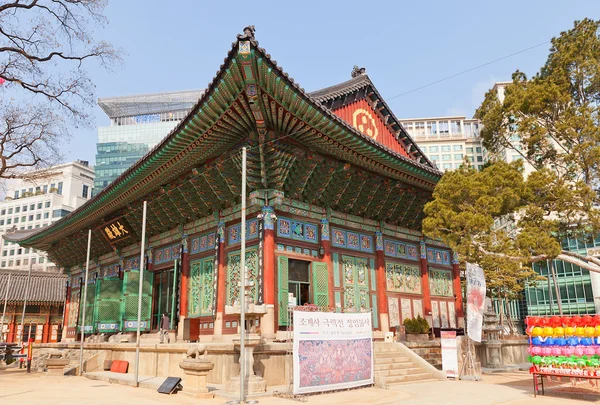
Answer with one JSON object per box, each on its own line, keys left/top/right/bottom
{"left": 65, "top": 0, "right": 600, "bottom": 164}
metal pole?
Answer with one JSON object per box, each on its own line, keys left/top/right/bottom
{"left": 78, "top": 229, "right": 92, "bottom": 376}
{"left": 134, "top": 201, "right": 148, "bottom": 387}
{"left": 0, "top": 273, "right": 11, "bottom": 342}
{"left": 549, "top": 259, "right": 563, "bottom": 316}
{"left": 240, "top": 147, "right": 247, "bottom": 404}
{"left": 19, "top": 262, "right": 32, "bottom": 345}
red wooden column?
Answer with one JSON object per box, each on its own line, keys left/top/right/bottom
{"left": 214, "top": 220, "right": 227, "bottom": 337}
{"left": 419, "top": 240, "right": 433, "bottom": 323}
{"left": 8, "top": 317, "right": 15, "bottom": 343}
{"left": 62, "top": 282, "right": 72, "bottom": 335}
{"left": 262, "top": 206, "right": 276, "bottom": 338}
{"left": 180, "top": 236, "right": 190, "bottom": 318}
{"left": 375, "top": 231, "right": 389, "bottom": 332}
{"left": 452, "top": 253, "right": 465, "bottom": 327}
{"left": 42, "top": 313, "right": 50, "bottom": 343}
{"left": 320, "top": 219, "right": 335, "bottom": 307}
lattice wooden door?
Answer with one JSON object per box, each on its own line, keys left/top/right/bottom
{"left": 311, "top": 262, "right": 329, "bottom": 308}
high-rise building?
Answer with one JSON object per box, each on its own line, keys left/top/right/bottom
{"left": 95, "top": 90, "right": 204, "bottom": 192}
{"left": 1, "top": 161, "right": 95, "bottom": 271}
{"left": 398, "top": 116, "right": 486, "bottom": 171}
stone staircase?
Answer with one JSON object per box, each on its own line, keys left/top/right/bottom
{"left": 373, "top": 342, "right": 445, "bottom": 387}
{"left": 402, "top": 340, "right": 442, "bottom": 370}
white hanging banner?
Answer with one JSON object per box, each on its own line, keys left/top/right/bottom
{"left": 293, "top": 310, "right": 373, "bottom": 394}
{"left": 466, "top": 262, "right": 486, "bottom": 342}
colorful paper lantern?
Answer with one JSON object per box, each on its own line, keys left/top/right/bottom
{"left": 582, "top": 315, "right": 593, "bottom": 326}
{"left": 532, "top": 327, "right": 544, "bottom": 337}
{"left": 565, "top": 327, "right": 575, "bottom": 336}
{"left": 543, "top": 326, "right": 554, "bottom": 337}
{"left": 572, "top": 316, "right": 583, "bottom": 326}
{"left": 553, "top": 326, "right": 565, "bottom": 337}
{"left": 585, "top": 326, "right": 595, "bottom": 337}
{"left": 549, "top": 316, "right": 561, "bottom": 327}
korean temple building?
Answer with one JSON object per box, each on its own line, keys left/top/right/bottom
{"left": 5, "top": 27, "right": 463, "bottom": 342}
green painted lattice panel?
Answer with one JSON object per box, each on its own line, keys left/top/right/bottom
{"left": 342, "top": 255, "right": 370, "bottom": 312}
{"left": 311, "top": 262, "right": 329, "bottom": 308}
{"left": 121, "top": 269, "right": 153, "bottom": 331}
{"left": 278, "top": 256, "right": 289, "bottom": 325}
{"left": 79, "top": 282, "right": 96, "bottom": 333}
{"left": 189, "top": 258, "right": 215, "bottom": 317}
{"left": 96, "top": 278, "right": 123, "bottom": 331}
{"left": 333, "top": 253, "right": 340, "bottom": 288}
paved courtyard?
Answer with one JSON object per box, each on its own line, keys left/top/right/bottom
{"left": 2, "top": 369, "right": 600, "bottom": 405}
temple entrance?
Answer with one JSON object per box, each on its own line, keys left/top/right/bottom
{"left": 288, "top": 259, "right": 311, "bottom": 306}
{"left": 151, "top": 269, "right": 175, "bottom": 330}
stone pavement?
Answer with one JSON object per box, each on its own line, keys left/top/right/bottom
{"left": 1, "top": 368, "right": 599, "bottom": 405}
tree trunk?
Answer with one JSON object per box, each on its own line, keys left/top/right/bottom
{"left": 549, "top": 259, "right": 563, "bottom": 316}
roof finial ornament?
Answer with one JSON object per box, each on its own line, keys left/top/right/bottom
{"left": 351, "top": 66, "right": 366, "bottom": 78}
{"left": 238, "top": 25, "right": 256, "bottom": 40}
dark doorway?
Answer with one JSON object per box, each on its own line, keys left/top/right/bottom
{"left": 288, "top": 259, "right": 311, "bottom": 306}
{"left": 152, "top": 269, "right": 174, "bottom": 330}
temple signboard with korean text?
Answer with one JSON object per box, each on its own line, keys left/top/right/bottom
{"left": 99, "top": 217, "right": 133, "bottom": 245}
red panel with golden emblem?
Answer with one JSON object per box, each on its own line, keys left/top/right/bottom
{"left": 332, "top": 99, "right": 409, "bottom": 157}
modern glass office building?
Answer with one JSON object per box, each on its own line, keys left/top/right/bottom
{"left": 524, "top": 237, "right": 600, "bottom": 316}
{"left": 95, "top": 90, "right": 204, "bottom": 192}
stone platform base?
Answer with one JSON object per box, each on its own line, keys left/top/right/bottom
{"left": 225, "top": 375, "right": 267, "bottom": 395}
{"left": 180, "top": 391, "right": 215, "bottom": 399}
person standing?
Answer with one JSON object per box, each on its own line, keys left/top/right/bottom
{"left": 160, "top": 313, "right": 170, "bottom": 344}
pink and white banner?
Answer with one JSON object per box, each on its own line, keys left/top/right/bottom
{"left": 293, "top": 310, "right": 373, "bottom": 394}
{"left": 466, "top": 263, "right": 486, "bottom": 342}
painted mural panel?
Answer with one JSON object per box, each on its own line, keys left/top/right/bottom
{"left": 400, "top": 298, "right": 412, "bottom": 323}
{"left": 413, "top": 300, "right": 423, "bottom": 318}
{"left": 388, "top": 297, "right": 400, "bottom": 327}
{"left": 448, "top": 302, "right": 456, "bottom": 328}
{"left": 431, "top": 301, "right": 440, "bottom": 328}
{"left": 189, "top": 257, "right": 215, "bottom": 316}
{"left": 428, "top": 268, "right": 453, "bottom": 297}
{"left": 385, "top": 262, "right": 422, "bottom": 294}
{"left": 440, "top": 302, "right": 449, "bottom": 328}
{"left": 227, "top": 248, "right": 258, "bottom": 306}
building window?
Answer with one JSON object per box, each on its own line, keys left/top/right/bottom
{"left": 439, "top": 121, "right": 449, "bottom": 135}
{"left": 39, "top": 257, "right": 44, "bottom": 263}
{"left": 36, "top": 213, "right": 41, "bottom": 220}
{"left": 37, "top": 202, "right": 42, "bottom": 209}
{"left": 45, "top": 201, "right": 50, "bottom": 208}
{"left": 454, "top": 154, "right": 463, "bottom": 160}
{"left": 1, "top": 261, "right": 5, "bottom": 267}
{"left": 43, "top": 185, "right": 48, "bottom": 194}
{"left": 9, "top": 250, "right": 14, "bottom": 256}
{"left": 15, "top": 259, "right": 20, "bottom": 266}
{"left": 7, "top": 208, "right": 12, "bottom": 215}
{"left": 43, "top": 212, "right": 49, "bottom": 219}
{"left": 14, "top": 217, "right": 18, "bottom": 223}
{"left": 467, "top": 156, "right": 474, "bottom": 162}
{"left": 15, "top": 206, "right": 20, "bottom": 213}
{"left": 477, "top": 156, "right": 483, "bottom": 162}
{"left": 512, "top": 155, "right": 522, "bottom": 161}
{"left": 441, "top": 145, "right": 451, "bottom": 152}
{"left": 426, "top": 121, "right": 437, "bottom": 136}
{"left": 478, "top": 165, "right": 483, "bottom": 170}
{"left": 57, "top": 182, "right": 63, "bottom": 195}
{"left": 1, "top": 209, "right": 5, "bottom": 215}
{"left": 476, "top": 147, "right": 482, "bottom": 153}
{"left": 6, "top": 218, "right": 11, "bottom": 225}
{"left": 31, "top": 258, "right": 36, "bottom": 265}
{"left": 441, "top": 154, "right": 452, "bottom": 161}
{"left": 451, "top": 120, "right": 461, "bottom": 134}
{"left": 466, "top": 147, "right": 474, "bottom": 153}
{"left": 2, "top": 251, "right": 6, "bottom": 257}
{"left": 429, "top": 146, "right": 438, "bottom": 153}
{"left": 453, "top": 145, "right": 463, "bottom": 151}
{"left": 442, "top": 163, "right": 452, "bottom": 170}
{"left": 28, "top": 215, "right": 33, "bottom": 221}
{"left": 430, "top": 155, "right": 439, "bottom": 161}
{"left": 82, "top": 184, "right": 89, "bottom": 198}
{"left": 29, "top": 204, "right": 34, "bottom": 210}
{"left": 14, "top": 191, "right": 19, "bottom": 199}
{"left": 8, "top": 260, "right": 13, "bottom": 267}
{"left": 0, "top": 220, "right": 3, "bottom": 226}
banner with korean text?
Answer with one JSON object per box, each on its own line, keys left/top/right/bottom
{"left": 293, "top": 310, "right": 373, "bottom": 394}
{"left": 466, "top": 262, "right": 486, "bottom": 342}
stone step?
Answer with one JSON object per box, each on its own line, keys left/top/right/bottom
{"left": 374, "top": 362, "right": 415, "bottom": 371}
{"left": 377, "top": 367, "right": 423, "bottom": 378}
{"left": 385, "top": 373, "right": 433, "bottom": 384}
{"left": 373, "top": 356, "right": 410, "bottom": 364}
{"left": 374, "top": 351, "right": 409, "bottom": 358}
